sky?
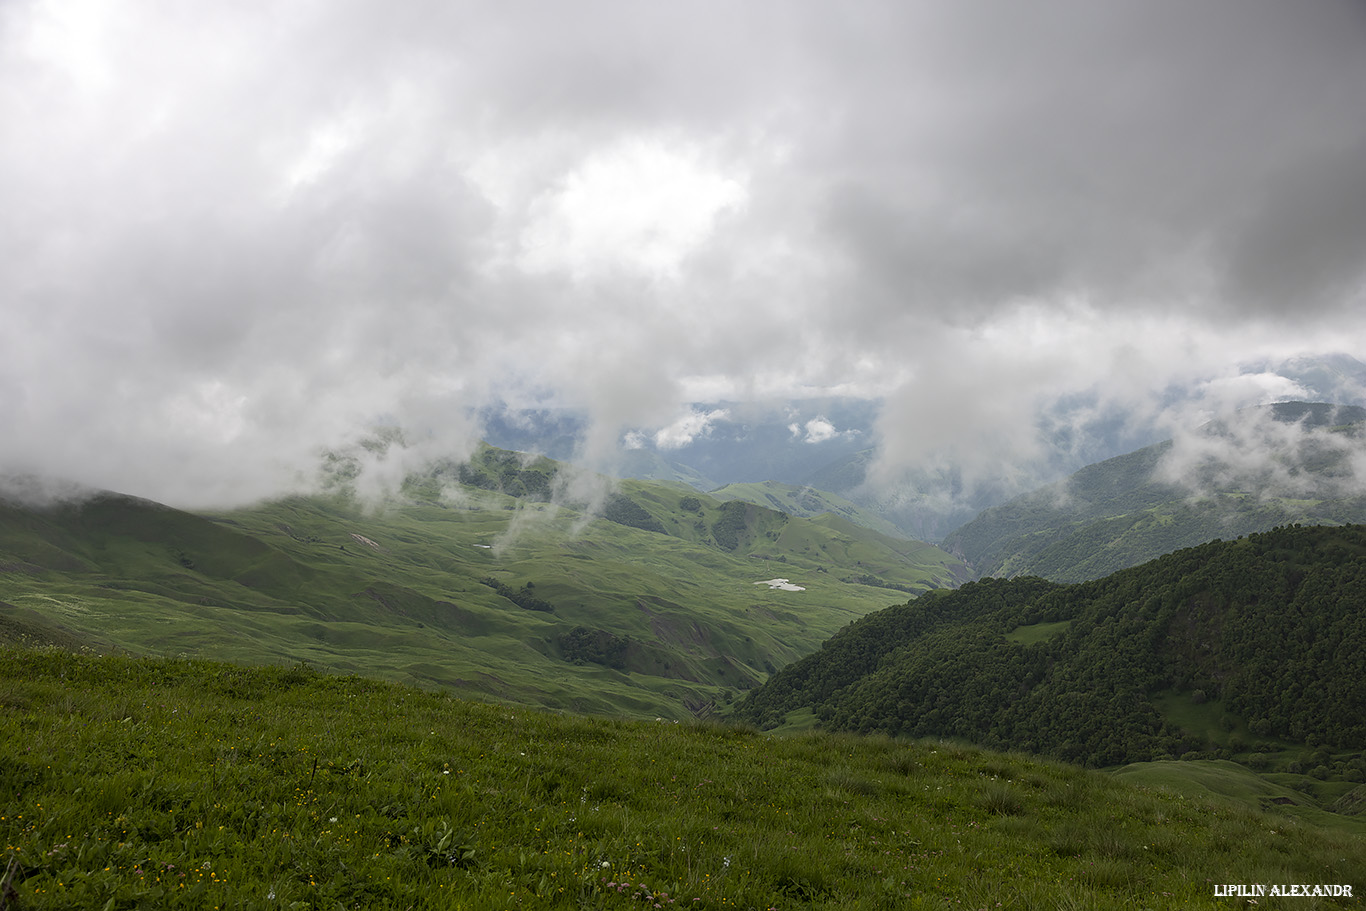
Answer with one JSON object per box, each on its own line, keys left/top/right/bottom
{"left": 2, "top": 0, "right": 1365, "bottom": 508}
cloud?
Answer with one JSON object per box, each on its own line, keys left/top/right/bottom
{"left": 1154, "top": 405, "right": 1366, "bottom": 500}
{"left": 2, "top": 0, "right": 1364, "bottom": 507}
{"left": 789, "top": 416, "right": 851, "bottom": 445}
{"left": 651, "top": 408, "right": 731, "bottom": 450}
{"left": 510, "top": 137, "right": 747, "bottom": 281}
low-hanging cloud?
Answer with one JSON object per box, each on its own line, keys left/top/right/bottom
{"left": 1154, "top": 405, "right": 1366, "bottom": 501}
{"left": 646, "top": 408, "right": 731, "bottom": 451}
{"left": 790, "top": 416, "right": 854, "bottom": 445}
{"left": 2, "top": 0, "right": 1364, "bottom": 508}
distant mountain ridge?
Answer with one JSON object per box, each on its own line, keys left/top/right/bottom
{"left": 943, "top": 402, "right": 1366, "bottom": 581}
{"left": 707, "top": 480, "right": 909, "bottom": 540}
{"left": 478, "top": 398, "right": 878, "bottom": 490}
{"left": 476, "top": 355, "right": 1366, "bottom": 543}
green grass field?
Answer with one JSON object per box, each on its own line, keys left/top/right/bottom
{"left": 1004, "top": 619, "right": 1071, "bottom": 645}
{"left": 2, "top": 648, "right": 1362, "bottom": 910}
{"left": 1114, "top": 760, "right": 1366, "bottom": 836}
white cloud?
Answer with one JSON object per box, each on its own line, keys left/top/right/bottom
{"left": 799, "top": 417, "right": 843, "bottom": 444}
{"left": 653, "top": 408, "right": 731, "bottom": 450}
{"left": 515, "top": 136, "right": 747, "bottom": 281}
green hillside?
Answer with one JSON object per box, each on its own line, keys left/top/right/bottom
{"left": 708, "top": 479, "right": 910, "bottom": 540}
{"left": 944, "top": 402, "right": 1366, "bottom": 581}
{"left": 0, "top": 447, "right": 964, "bottom": 719}
{"left": 2, "top": 648, "right": 1361, "bottom": 910}
{"left": 736, "top": 524, "right": 1366, "bottom": 804}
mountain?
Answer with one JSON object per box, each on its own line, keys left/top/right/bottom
{"left": 707, "top": 479, "right": 909, "bottom": 540}
{"left": 943, "top": 402, "right": 1366, "bottom": 581}
{"left": 799, "top": 452, "right": 1007, "bottom": 543}
{"left": 614, "top": 448, "right": 717, "bottom": 490}
{"left": 1260, "top": 352, "right": 1366, "bottom": 408}
{"left": 478, "top": 397, "right": 877, "bottom": 488}
{"left": 474, "top": 356, "right": 1366, "bottom": 543}
{"left": 0, "top": 445, "right": 965, "bottom": 719}
{"left": 735, "top": 524, "right": 1366, "bottom": 782}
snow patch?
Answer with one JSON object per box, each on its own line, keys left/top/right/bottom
{"left": 755, "top": 578, "right": 805, "bottom": 591}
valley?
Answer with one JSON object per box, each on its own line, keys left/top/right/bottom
{"left": 8, "top": 0, "right": 1366, "bottom": 901}
{"left": 4, "top": 401, "right": 1366, "bottom": 906}
{"left": 0, "top": 445, "right": 965, "bottom": 719}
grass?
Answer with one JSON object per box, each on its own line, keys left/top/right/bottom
{"left": 707, "top": 481, "right": 910, "bottom": 541}
{"left": 2, "top": 647, "right": 1363, "bottom": 910}
{"left": 0, "top": 474, "right": 965, "bottom": 719}
{"left": 1114, "top": 761, "right": 1366, "bottom": 836}
{"left": 1004, "top": 619, "right": 1072, "bottom": 645}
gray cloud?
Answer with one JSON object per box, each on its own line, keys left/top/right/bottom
{"left": 2, "top": 0, "right": 1364, "bottom": 507}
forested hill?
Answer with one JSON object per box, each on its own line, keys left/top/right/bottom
{"left": 735, "top": 524, "right": 1366, "bottom": 769}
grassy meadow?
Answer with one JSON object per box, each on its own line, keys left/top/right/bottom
{"left": 3, "top": 648, "right": 1362, "bottom": 910}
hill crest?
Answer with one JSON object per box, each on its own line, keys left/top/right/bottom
{"left": 738, "top": 523, "right": 1366, "bottom": 782}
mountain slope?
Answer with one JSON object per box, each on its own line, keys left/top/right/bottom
{"left": 0, "top": 447, "right": 965, "bottom": 718}
{"left": 707, "top": 479, "right": 910, "bottom": 540}
{"left": 943, "top": 402, "right": 1366, "bottom": 581}
{"left": 6, "top": 648, "right": 1363, "bottom": 910}
{"left": 737, "top": 524, "right": 1366, "bottom": 780}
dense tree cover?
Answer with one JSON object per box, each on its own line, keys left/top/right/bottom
{"left": 558, "top": 625, "right": 631, "bottom": 669}
{"left": 600, "top": 494, "right": 666, "bottom": 533}
{"left": 736, "top": 577, "right": 1060, "bottom": 730}
{"left": 414, "top": 447, "right": 563, "bottom": 502}
{"left": 737, "top": 524, "right": 1366, "bottom": 766}
{"left": 451, "top": 453, "right": 556, "bottom": 500}
{"left": 478, "top": 577, "right": 555, "bottom": 613}
{"left": 710, "top": 500, "right": 752, "bottom": 551}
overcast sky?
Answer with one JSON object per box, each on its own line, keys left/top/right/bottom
{"left": 3, "top": 0, "right": 1365, "bottom": 507}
